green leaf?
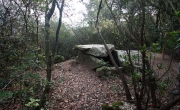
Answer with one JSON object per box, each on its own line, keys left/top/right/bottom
{"left": 25, "top": 103, "right": 30, "bottom": 107}
{"left": 149, "top": 53, "right": 152, "bottom": 60}
{"left": 30, "top": 97, "right": 35, "bottom": 102}
{"left": 158, "top": 81, "right": 167, "bottom": 89}
{"left": 34, "top": 102, "right": 39, "bottom": 107}
{"left": 132, "top": 54, "right": 138, "bottom": 60}
{"left": 27, "top": 73, "right": 40, "bottom": 79}
{"left": 151, "top": 43, "right": 159, "bottom": 52}
{"left": 175, "top": 11, "right": 180, "bottom": 17}
{"left": 133, "top": 72, "right": 141, "bottom": 79}
{"left": 25, "top": 97, "right": 40, "bottom": 107}
{"left": 157, "top": 64, "right": 163, "bottom": 69}
{"left": 0, "top": 91, "right": 13, "bottom": 101}
{"left": 140, "top": 44, "right": 146, "bottom": 53}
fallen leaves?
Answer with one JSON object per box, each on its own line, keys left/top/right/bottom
{"left": 42, "top": 59, "right": 135, "bottom": 109}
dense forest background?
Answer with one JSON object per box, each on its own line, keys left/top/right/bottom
{"left": 0, "top": 0, "right": 180, "bottom": 109}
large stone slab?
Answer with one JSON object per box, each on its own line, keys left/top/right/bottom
{"left": 77, "top": 52, "right": 107, "bottom": 70}
{"left": 74, "top": 44, "right": 115, "bottom": 57}
{"left": 112, "top": 50, "right": 142, "bottom": 68}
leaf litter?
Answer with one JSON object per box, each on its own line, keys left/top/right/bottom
{"left": 40, "top": 59, "right": 135, "bottom": 110}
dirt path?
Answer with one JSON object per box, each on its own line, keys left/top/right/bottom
{"left": 41, "top": 53, "right": 179, "bottom": 110}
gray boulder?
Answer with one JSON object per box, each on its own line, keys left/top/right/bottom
{"left": 74, "top": 44, "right": 115, "bottom": 57}
{"left": 112, "top": 50, "right": 142, "bottom": 68}
{"left": 77, "top": 52, "right": 107, "bottom": 70}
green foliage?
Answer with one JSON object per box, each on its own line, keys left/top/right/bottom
{"left": 102, "top": 101, "right": 123, "bottom": 110}
{"left": 25, "top": 97, "right": 40, "bottom": 107}
{"left": 102, "top": 104, "right": 114, "bottom": 110}
{"left": 140, "top": 44, "right": 146, "bottom": 53}
{"left": 55, "top": 55, "right": 65, "bottom": 62}
{"left": 166, "top": 33, "right": 179, "bottom": 50}
{"left": 168, "top": 30, "right": 180, "bottom": 36}
{"left": 133, "top": 72, "right": 141, "bottom": 79}
{"left": 112, "top": 102, "right": 123, "bottom": 109}
{"left": 0, "top": 0, "right": 179, "bottom": 109}
{"left": 157, "top": 81, "right": 167, "bottom": 95}
{"left": 0, "top": 91, "right": 13, "bottom": 101}
{"left": 120, "top": 54, "right": 130, "bottom": 66}
{"left": 0, "top": 78, "right": 8, "bottom": 88}
{"left": 151, "top": 43, "right": 161, "bottom": 52}
{"left": 96, "top": 66, "right": 110, "bottom": 72}
{"left": 157, "top": 63, "right": 163, "bottom": 70}
{"left": 175, "top": 11, "right": 180, "bottom": 17}
{"left": 166, "top": 31, "right": 180, "bottom": 58}
{"left": 0, "top": 0, "right": 45, "bottom": 106}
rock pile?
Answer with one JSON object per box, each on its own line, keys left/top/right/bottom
{"left": 74, "top": 44, "right": 142, "bottom": 76}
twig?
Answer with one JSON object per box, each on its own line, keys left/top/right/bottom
{"left": 167, "top": 0, "right": 177, "bottom": 12}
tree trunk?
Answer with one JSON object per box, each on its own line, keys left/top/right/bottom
{"left": 52, "top": 0, "right": 65, "bottom": 63}
{"left": 38, "top": 0, "right": 56, "bottom": 109}
{"left": 138, "top": 1, "right": 146, "bottom": 109}
{"left": 96, "top": 0, "right": 132, "bottom": 101}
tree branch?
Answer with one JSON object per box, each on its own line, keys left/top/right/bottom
{"left": 47, "top": 0, "right": 56, "bottom": 20}
{"left": 95, "top": 0, "right": 132, "bottom": 101}
{"left": 160, "top": 96, "right": 180, "bottom": 110}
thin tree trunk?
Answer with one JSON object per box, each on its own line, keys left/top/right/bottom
{"left": 38, "top": 0, "right": 56, "bottom": 109}
{"left": 96, "top": 0, "right": 132, "bottom": 101}
{"left": 138, "top": 1, "right": 146, "bottom": 109}
{"left": 52, "top": 0, "right": 65, "bottom": 63}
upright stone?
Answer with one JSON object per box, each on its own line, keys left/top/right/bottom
{"left": 77, "top": 52, "right": 107, "bottom": 70}
{"left": 112, "top": 50, "right": 142, "bottom": 68}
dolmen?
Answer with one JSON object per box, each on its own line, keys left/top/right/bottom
{"left": 74, "top": 44, "right": 142, "bottom": 76}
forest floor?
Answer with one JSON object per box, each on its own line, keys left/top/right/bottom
{"left": 40, "top": 53, "right": 179, "bottom": 110}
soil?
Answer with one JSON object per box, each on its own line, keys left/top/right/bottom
{"left": 41, "top": 53, "right": 179, "bottom": 110}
